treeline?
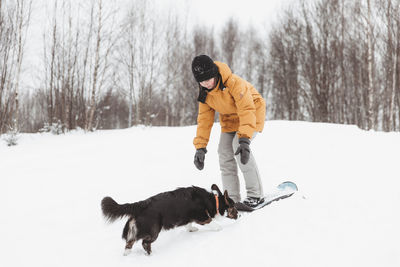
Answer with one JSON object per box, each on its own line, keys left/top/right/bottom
{"left": 1, "top": 0, "right": 400, "bottom": 134}
{"left": 269, "top": 0, "right": 400, "bottom": 131}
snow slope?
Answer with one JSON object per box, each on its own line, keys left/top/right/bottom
{"left": 1, "top": 121, "right": 400, "bottom": 267}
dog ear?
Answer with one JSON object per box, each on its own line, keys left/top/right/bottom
{"left": 224, "top": 190, "right": 230, "bottom": 205}
{"left": 211, "top": 184, "right": 223, "bottom": 196}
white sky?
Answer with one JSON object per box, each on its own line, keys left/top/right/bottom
{"left": 158, "top": 0, "right": 293, "bottom": 30}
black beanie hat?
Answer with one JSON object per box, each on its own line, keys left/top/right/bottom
{"left": 191, "top": 55, "right": 219, "bottom": 83}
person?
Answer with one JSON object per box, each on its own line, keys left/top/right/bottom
{"left": 191, "top": 54, "right": 266, "bottom": 208}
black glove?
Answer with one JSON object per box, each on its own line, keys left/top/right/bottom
{"left": 234, "top": 138, "right": 251, "bottom": 165}
{"left": 194, "top": 148, "right": 207, "bottom": 170}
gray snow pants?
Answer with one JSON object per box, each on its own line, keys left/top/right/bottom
{"left": 218, "top": 132, "right": 264, "bottom": 202}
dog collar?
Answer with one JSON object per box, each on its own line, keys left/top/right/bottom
{"left": 212, "top": 190, "right": 220, "bottom": 215}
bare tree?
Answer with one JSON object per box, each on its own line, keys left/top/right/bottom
{"left": 45, "top": 0, "right": 58, "bottom": 125}
{"left": 86, "top": 0, "right": 119, "bottom": 130}
{"left": 391, "top": 2, "right": 400, "bottom": 131}
{"left": 220, "top": 18, "right": 240, "bottom": 71}
{"left": 12, "top": 0, "right": 32, "bottom": 132}
{"left": 267, "top": 0, "right": 380, "bottom": 128}
{"left": 0, "top": 1, "right": 15, "bottom": 133}
{"left": 116, "top": 0, "right": 161, "bottom": 126}
{"left": 366, "top": 0, "right": 375, "bottom": 130}
{"left": 117, "top": 7, "right": 138, "bottom": 127}
{"left": 0, "top": 0, "right": 31, "bottom": 134}
{"left": 379, "top": 0, "right": 400, "bottom": 131}
{"left": 40, "top": 0, "right": 119, "bottom": 132}
{"left": 86, "top": 0, "right": 103, "bottom": 131}
{"left": 161, "top": 11, "right": 183, "bottom": 126}
{"left": 193, "top": 25, "right": 218, "bottom": 58}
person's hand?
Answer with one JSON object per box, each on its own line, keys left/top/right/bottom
{"left": 194, "top": 148, "right": 207, "bottom": 170}
{"left": 234, "top": 138, "right": 250, "bottom": 164}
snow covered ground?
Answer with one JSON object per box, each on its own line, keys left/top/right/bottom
{"left": 1, "top": 121, "right": 400, "bottom": 267}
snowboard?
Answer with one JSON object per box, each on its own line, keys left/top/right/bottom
{"left": 235, "top": 181, "right": 298, "bottom": 212}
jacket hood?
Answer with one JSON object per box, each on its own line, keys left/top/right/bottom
{"left": 214, "top": 61, "right": 232, "bottom": 84}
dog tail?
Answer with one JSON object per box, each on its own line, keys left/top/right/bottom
{"left": 101, "top": 196, "right": 139, "bottom": 223}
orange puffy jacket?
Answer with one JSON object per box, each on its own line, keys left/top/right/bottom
{"left": 193, "top": 61, "right": 266, "bottom": 149}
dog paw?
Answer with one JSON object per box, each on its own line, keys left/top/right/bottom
{"left": 123, "top": 249, "right": 131, "bottom": 256}
{"left": 188, "top": 226, "right": 199, "bottom": 232}
{"left": 185, "top": 223, "right": 199, "bottom": 232}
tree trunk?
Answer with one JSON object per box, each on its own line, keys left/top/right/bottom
{"left": 86, "top": 0, "right": 102, "bottom": 131}
{"left": 367, "top": 0, "right": 374, "bottom": 130}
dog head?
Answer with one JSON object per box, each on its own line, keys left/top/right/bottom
{"left": 211, "top": 184, "right": 238, "bottom": 220}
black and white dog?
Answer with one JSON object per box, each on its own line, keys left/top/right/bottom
{"left": 101, "top": 184, "right": 238, "bottom": 255}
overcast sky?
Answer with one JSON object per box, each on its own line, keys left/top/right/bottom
{"left": 158, "top": 0, "right": 293, "bottom": 29}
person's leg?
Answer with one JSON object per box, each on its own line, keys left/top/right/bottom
{"left": 232, "top": 132, "right": 264, "bottom": 198}
{"left": 218, "top": 132, "right": 241, "bottom": 202}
